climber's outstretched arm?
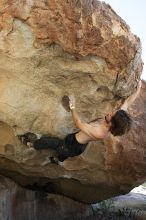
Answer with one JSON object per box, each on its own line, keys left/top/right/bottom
{"left": 69, "top": 97, "right": 82, "bottom": 127}
{"left": 69, "top": 98, "right": 92, "bottom": 135}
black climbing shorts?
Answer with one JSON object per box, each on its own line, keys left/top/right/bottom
{"left": 34, "top": 133, "right": 88, "bottom": 161}
{"left": 57, "top": 133, "right": 88, "bottom": 161}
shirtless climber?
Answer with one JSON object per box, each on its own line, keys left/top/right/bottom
{"left": 20, "top": 97, "right": 132, "bottom": 163}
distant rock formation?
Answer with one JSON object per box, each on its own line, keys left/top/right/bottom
{"left": 0, "top": 0, "right": 145, "bottom": 203}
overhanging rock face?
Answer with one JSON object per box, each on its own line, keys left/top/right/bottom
{"left": 0, "top": 0, "right": 145, "bottom": 203}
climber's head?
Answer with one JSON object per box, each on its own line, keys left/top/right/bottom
{"left": 105, "top": 110, "right": 132, "bottom": 136}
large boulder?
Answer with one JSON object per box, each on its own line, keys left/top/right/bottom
{"left": 0, "top": 0, "right": 145, "bottom": 203}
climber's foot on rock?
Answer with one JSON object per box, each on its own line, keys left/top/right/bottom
{"left": 18, "top": 132, "right": 38, "bottom": 146}
{"left": 26, "top": 142, "right": 34, "bottom": 148}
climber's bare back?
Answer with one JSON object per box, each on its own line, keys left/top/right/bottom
{"left": 75, "top": 120, "right": 109, "bottom": 144}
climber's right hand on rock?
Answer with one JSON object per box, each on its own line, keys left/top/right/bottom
{"left": 69, "top": 96, "right": 75, "bottom": 110}
{"left": 69, "top": 101, "right": 75, "bottom": 110}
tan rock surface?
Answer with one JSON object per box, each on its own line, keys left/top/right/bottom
{"left": 0, "top": 0, "right": 145, "bottom": 203}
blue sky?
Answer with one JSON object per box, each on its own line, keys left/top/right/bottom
{"left": 103, "top": 0, "right": 146, "bottom": 80}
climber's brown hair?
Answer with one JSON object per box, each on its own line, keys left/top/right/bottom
{"left": 110, "top": 110, "right": 132, "bottom": 136}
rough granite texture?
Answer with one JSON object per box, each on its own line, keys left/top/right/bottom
{"left": 0, "top": 0, "right": 145, "bottom": 203}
